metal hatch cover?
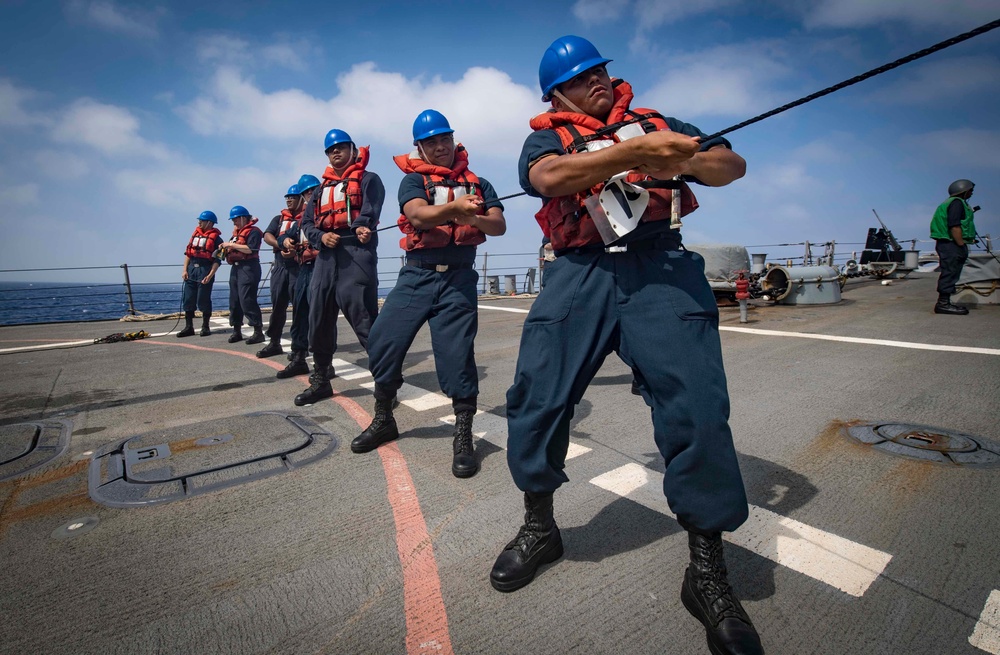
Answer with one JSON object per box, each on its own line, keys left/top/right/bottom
{"left": 88, "top": 412, "right": 338, "bottom": 507}
{"left": 0, "top": 419, "right": 72, "bottom": 482}
{"left": 845, "top": 422, "right": 1000, "bottom": 467}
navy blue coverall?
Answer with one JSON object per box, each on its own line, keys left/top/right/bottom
{"left": 367, "top": 175, "right": 503, "bottom": 413}
{"left": 505, "top": 122, "right": 749, "bottom": 535}
{"left": 182, "top": 258, "right": 219, "bottom": 314}
{"left": 228, "top": 227, "right": 263, "bottom": 331}
{"left": 301, "top": 172, "right": 384, "bottom": 370}
{"left": 283, "top": 220, "right": 314, "bottom": 355}
{"left": 263, "top": 213, "right": 300, "bottom": 343}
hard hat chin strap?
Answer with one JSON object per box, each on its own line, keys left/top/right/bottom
{"left": 551, "top": 89, "right": 586, "bottom": 115}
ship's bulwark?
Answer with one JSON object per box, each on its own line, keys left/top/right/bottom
{"left": 1, "top": 272, "right": 999, "bottom": 655}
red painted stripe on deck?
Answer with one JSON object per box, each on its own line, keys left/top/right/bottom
{"left": 141, "top": 338, "right": 455, "bottom": 654}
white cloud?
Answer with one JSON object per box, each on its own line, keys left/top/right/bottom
{"left": 195, "top": 34, "right": 313, "bottom": 71}
{"left": 0, "top": 79, "right": 51, "bottom": 128}
{"left": 66, "top": 0, "right": 164, "bottom": 39}
{"left": 572, "top": 0, "right": 631, "bottom": 24}
{"left": 795, "top": 0, "right": 999, "bottom": 30}
{"left": 632, "top": 0, "right": 742, "bottom": 27}
{"left": 0, "top": 183, "right": 40, "bottom": 206}
{"left": 639, "top": 42, "right": 793, "bottom": 119}
{"left": 900, "top": 128, "right": 1000, "bottom": 170}
{"left": 867, "top": 56, "right": 1000, "bottom": 106}
{"left": 33, "top": 150, "right": 91, "bottom": 179}
{"left": 176, "top": 62, "right": 543, "bottom": 160}
{"left": 52, "top": 98, "right": 169, "bottom": 159}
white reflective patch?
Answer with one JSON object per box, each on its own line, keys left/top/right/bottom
{"left": 321, "top": 186, "right": 332, "bottom": 206}
{"left": 582, "top": 138, "right": 614, "bottom": 153}
{"left": 430, "top": 185, "right": 468, "bottom": 206}
{"left": 333, "top": 184, "right": 346, "bottom": 203}
{"left": 614, "top": 122, "right": 647, "bottom": 141}
{"left": 596, "top": 174, "right": 648, "bottom": 240}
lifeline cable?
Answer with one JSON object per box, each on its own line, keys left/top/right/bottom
{"left": 491, "top": 18, "right": 1000, "bottom": 203}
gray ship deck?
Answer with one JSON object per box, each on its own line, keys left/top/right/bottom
{"left": 1, "top": 272, "right": 999, "bottom": 655}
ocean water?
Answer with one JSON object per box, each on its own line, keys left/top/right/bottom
{"left": 0, "top": 281, "right": 254, "bottom": 326}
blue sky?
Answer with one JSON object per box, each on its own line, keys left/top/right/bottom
{"left": 1, "top": 0, "right": 997, "bottom": 283}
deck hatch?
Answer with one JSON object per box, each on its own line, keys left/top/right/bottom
{"left": 846, "top": 423, "right": 1000, "bottom": 467}
{"left": 0, "top": 420, "right": 72, "bottom": 482}
{"left": 88, "top": 412, "right": 337, "bottom": 507}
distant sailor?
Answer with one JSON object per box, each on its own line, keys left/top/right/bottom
{"left": 177, "top": 210, "right": 223, "bottom": 338}
{"left": 294, "top": 130, "right": 385, "bottom": 405}
{"left": 220, "top": 205, "right": 265, "bottom": 345}
{"left": 351, "top": 110, "right": 506, "bottom": 479}
{"left": 490, "top": 36, "right": 761, "bottom": 655}
{"left": 930, "top": 179, "right": 978, "bottom": 315}
{"left": 276, "top": 174, "right": 321, "bottom": 379}
{"left": 256, "top": 183, "right": 303, "bottom": 358}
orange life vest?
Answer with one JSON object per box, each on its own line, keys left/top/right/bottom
{"left": 316, "top": 146, "right": 369, "bottom": 231}
{"left": 528, "top": 79, "right": 699, "bottom": 251}
{"left": 185, "top": 226, "right": 222, "bottom": 260}
{"left": 226, "top": 218, "right": 261, "bottom": 264}
{"left": 392, "top": 145, "right": 487, "bottom": 251}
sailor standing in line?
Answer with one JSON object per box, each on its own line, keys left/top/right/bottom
{"left": 930, "top": 179, "right": 978, "bottom": 315}
{"left": 256, "top": 184, "right": 303, "bottom": 358}
{"left": 276, "top": 174, "right": 321, "bottom": 379}
{"left": 220, "top": 205, "right": 265, "bottom": 345}
{"left": 489, "top": 36, "right": 762, "bottom": 655}
{"left": 177, "top": 210, "right": 223, "bottom": 338}
{"left": 351, "top": 110, "right": 506, "bottom": 479}
{"left": 294, "top": 130, "right": 384, "bottom": 405}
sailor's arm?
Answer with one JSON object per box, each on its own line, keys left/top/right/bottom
{"left": 529, "top": 130, "right": 701, "bottom": 197}
{"left": 404, "top": 195, "right": 484, "bottom": 229}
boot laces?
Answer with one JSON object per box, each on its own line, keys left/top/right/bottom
{"left": 693, "top": 540, "right": 746, "bottom": 623}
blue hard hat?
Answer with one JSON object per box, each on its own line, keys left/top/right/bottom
{"left": 412, "top": 109, "right": 453, "bottom": 144}
{"left": 324, "top": 129, "right": 353, "bottom": 151}
{"left": 296, "top": 174, "right": 320, "bottom": 192}
{"left": 229, "top": 205, "right": 251, "bottom": 220}
{"left": 197, "top": 210, "right": 218, "bottom": 224}
{"left": 285, "top": 183, "right": 300, "bottom": 197}
{"left": 539, "top": 35, "right": 612, "bottom": 101}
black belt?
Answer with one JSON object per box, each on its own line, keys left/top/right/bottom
{"left": 407, "top": 261, "right": 474, "bottom": 272}
{"left": 555, "top": 237, "right": 679, "bottom": 258}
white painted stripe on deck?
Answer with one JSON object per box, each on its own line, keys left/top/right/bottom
{"left": 590, "top": 463, "right": 892, "bottom": 597}
{"left": 720, "top": 326, "right": 1000, "bottom": 356}
{"left": 437, "top": 411, "right": 591, "bottom": 459}
{"left": 479, "top": 304, "right": 997, "bottom": 355}
{"left": 358, "top": 381, "right": 452, "bottom": 411}
{"left": 0, "top": 339, "right": 94, "bottom": 354}
{"left": 970, "top": 590, "right": 1000, "bottom": 654}
{"left": 478, "top": 304, "right": 530, "bottom": 314}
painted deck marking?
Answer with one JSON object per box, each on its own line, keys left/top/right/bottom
{"left": 719, "top": 326, "right": 1000, "bottom": 356}
{"left": 971, "top": 590, "right": 1000, "bottom": 654}
{"left": 590, "top": 463, "right": 892, "bottom": 597}
{"left": 478, "top": 304, "right": 1000, "bottom": 355}
{"left": 360, "top": 381, "right": 452, "bottom": 411}
{"left": 438, "top": 410, "right": 591, "bottom": 459}
{"left": 147, "top": 337, "right": 455, "bottom": 655}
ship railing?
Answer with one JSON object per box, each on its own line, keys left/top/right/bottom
{"left": 0, "top": 250, "right": 545, "bottom": 326}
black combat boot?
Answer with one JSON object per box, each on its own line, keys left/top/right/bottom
{"left": 294, "top": 365, "right": 333, "bottom": 406}
{"left": 452, "top": 410, "right": 478, "bottom": 478}
{"left": 246, "top": 325, "right": 265, "bottom": 345}
{"left": 934, "top": 298, "right": 968, "bottom": 315}
{"left": 276, "top": 350, "right": 309, "bottom": 379}
{"left": 199, "top": 314, "right": 212, "bottom": 337}
{"left": 351, "top": 397, "right": 399, "bottom": 453}
{"left": 228, "top": 326, "right": 244, "bottom": 343}
{"left": 256, "top": 340, "right": 283, "bottom": 358}
{"left": 681, "top": 530, "right": 763, "bottom": 655}
{"left": 176, "top": 311, "right": 195, "bottom": 338}
{"left": 490, "top": 492, "right": 563, "bottom": 592}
